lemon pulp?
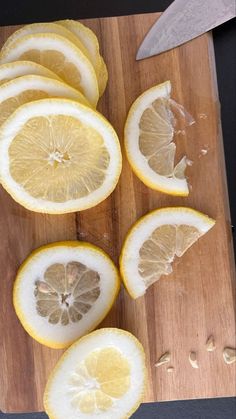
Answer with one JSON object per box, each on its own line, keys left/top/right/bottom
{"left": 19, "top": 49, "right": 83, "bottom": 92}
{"left": 35, "top": 261, "right": 101, "bottom": 326}
{"left": 9, "top": 114, "right": 110, "bottom": 202}
{"left": 124, "top": 81, "right": 190, "bottom": 195}
{"left": 0, "top": 89, "right": 48, "bottom": 126}
{"left": 139, "top": 224, "right": 201, "bottom": 286}
{"left": 120, "top": 207, "right": 215, "bottom": 298}
{"left": 68, "top": 347, "right": 130, "bottom": 413}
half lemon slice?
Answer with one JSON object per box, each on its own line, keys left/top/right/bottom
{"left": 120, "top": 207, "right": 215, "bottom": 299}
{"left": 124, "top": 81, "right": 190, "bottom": 196}
{"left": 44, "top": 328, "right": 146, "bottom": 418}
{"left": 13, "top": 242, "right": 120, "bottom": 348}
{"left": 0, "top": 98, "right": 122, "bottom": 213}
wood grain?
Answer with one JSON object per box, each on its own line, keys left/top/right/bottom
{"left": 0, "top": 12, "right": 235, "bottom": 413}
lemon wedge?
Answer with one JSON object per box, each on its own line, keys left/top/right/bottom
{"left": 0, "top": 33, "right": 99, "bottom": 106}
{"left": 44, "top": 328, "right": 146, "bottom": 417}
{"left": 0, "top": 98, "right": 122, "bottom": 213}
{"left": 124, "top": 81, "right": 190, "bottom": 196}
{"left": 120, "top": 207, "right": 215, "bottom": 298}
{"left": 0, "top": 60, "right": 63, "bottom": 85}
{"left": 13, "top": 242, "right": 120, "bottom": 348}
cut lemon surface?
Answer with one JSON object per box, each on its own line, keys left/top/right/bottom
{"left": 0, "top": 98, "right": 122, "bottom": 213}
{"left": 13, "top": 242, "right": 120, "bottom": 348}
{"left": 44, "top": 328, "right": 146, "bottom": 418}
{"left": 57, "top": 19, "right": 108, "bottom": 96}
{"left": 124, "top": 81, "right": 189, "bottom": 196}
{"left": 0, "top": 33, "right": 99, "bottom": 106}
{"left": 0, "top": 22, "right": 91, "bottom": 61}
{"left": 0, "top": 60, "right": 62, "bottom": 85}
{"left": 0, "top": 74, "right": 90, "bottom": 127}
{"left": 120, "top": 207, "right": 215, "bottom": 299}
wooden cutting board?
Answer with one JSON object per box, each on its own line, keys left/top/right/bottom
{"left": 0, "top": 12, "right": 235, "bottom": 414}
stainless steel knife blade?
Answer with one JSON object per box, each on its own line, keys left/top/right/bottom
{"left": 136, "top": 0, "right": 236, "bottom": 60}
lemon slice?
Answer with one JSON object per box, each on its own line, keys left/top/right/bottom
{"left": 57, "top": 19, "right": 100, "bottom": 70}
{"left": 0, "top": 74, "right": 90, "bottom": 127}
{"left": 0, "top": 22, "right": 91, "bottom": 61}
{"left": 0, "top": 60, "right": 63, "bottom": 85}
{"left": 13, "top": 242, "right": 120, "bottom": 348}
{"left": 44, "top": 328, "right": 146, "bottom": 418}
{"left": 0, "top": 33, "right": 99, "bottom": 106}
{"left": 120, "top": 207, "right": 215, "bottom": 299}
{"left": 57, "top": 19, "right": 108, "bottom": 96}
{"left": 0, "top": 22, "right": 102, "bottom": 94}
{"left": 0, "top": 98, "right": 122, "bottom": 213}
{"left": 124, "top": 81, "right": 190, "bottom": 196}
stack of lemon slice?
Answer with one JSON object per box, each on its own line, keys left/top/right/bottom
{"left": 0, "top": 21, "right": 121, "bottom": 213}
{"left": 0, "top": 21, "right": 108, "bottom": 104}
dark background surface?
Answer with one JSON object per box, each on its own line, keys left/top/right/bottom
{"left": 0, "top": 1, "right": 235, "bottom": 418}
{"left": 0, "top": 398, "right": 236, "bottom": 419}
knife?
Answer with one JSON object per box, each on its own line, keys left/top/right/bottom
{"left": 136, "top": 0, "right": 236, "bottom": 60}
